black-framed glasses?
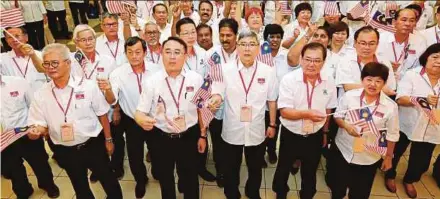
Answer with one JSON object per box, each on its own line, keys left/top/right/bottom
{"left": 103, "top": 23, "right": 118, "bottom": 28}
{"left": 42, "top": 59, "right": 69, "bottom": 68}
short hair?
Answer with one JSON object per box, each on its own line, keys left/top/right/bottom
{"left": 73, "top": 24, "right": 96, "bottom": 41}
{"left": 162, "top": 36, "right": 188, "bottom": 53}
{"left": 263, "top": 24, "right": 284, "bottom": 41}
{"left": 196, "top": 23, "right": 212, "bottom": 35}
{"left": 405, "top": 4, "right": 422, "bottom": 18}
{"left": 101, "top": 12, "right": 118, "bottom": 22}
{"left": 245, "top": 7, "right": 263, "bottom": 22}
{"left": 354, "top": 26, "right": 380, "bottom": 41}
{"left": 198, "top": 0, "right": 213, "bottom": 11}
{"left": 437, "top": 6, "right": 440, "bottom": 14}
{"left": 124, "top": 36, "right": 147, "bottom": 53}
{"left": 419, "top": 43, "right": 440, "bottom": 67}
{"left": 219, "top": 18, "right": 239, "bottom": 35}
{"left": 294, "top": 2, "right": 313, "bottom": 18}
{"left": 144, "top": 21, "right": 159, "bottom": 30}
{"left": 328, "top": 21, "right": 350, "bottom": 40}
{"left": 317, "top": 26, "right": 330, "bottom": 38}
{"left": 42, "top": 43, "right": 71, "bottom": 60}
{"left": 5, "top": 27, "right": 27, "bottom": 35}
{"left": 361, "top": 62, "right": 389, "bottom": 82}
{"left": 153, "top": 3, "right": 168, "bottom": 13}
{"left": 237, "top": 29, "right": 260, "bottom": 45}
{"left": 301, "top": 42, "right": 327, "bottom": 60}
{"left": 394, "top": 8, "right": 417, "bottom": 20}
{"left": 176, "top": 17, "right": 196, "bottom": 35}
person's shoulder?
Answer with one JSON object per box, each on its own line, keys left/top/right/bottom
{"left": 345, "top": 88, "right": 363, "bottom": 97}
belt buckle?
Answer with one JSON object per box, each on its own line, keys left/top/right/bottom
{"left": 76, "top": 143, "right": 86, "bottom": 150}
{"left": 169, "top": 133, "right": 182, "bottom": 139}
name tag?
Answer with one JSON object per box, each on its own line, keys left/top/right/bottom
{"left": 173, "top": 115, "right": 186, "bottom": 130}
{"left": 302, "top": 119, "right": 314, "bottom": 134}
{"left": 240, "top": 105, "right": 252, "bottom": 122}
{"left": 408, "top": 49, "right": 416, "bottom": 54}
{"left": 430, "top": 109, "right": 440, "bottom": 125}
{"left": 97, "top": 67, "right": 104, "bottom": 72}
{"left": 61, "top": 123, "right": 74, "bottom": 142}
{"left": 186, "top": 86, "right": 194, "bottom": 92}
{"left": 374, "top": 111, "right": 384, "bottom": 118}
{"left": 9, "top": 91, "right": 19, "bottom": 97}
{"left": 75, "top": 93, "right": 85, "bottom": 99}
{"left": 257, "top": 78, "right": 265, "bottom": 84}
{"left": 353, "top": 137, "right": 365, "bottom": 153}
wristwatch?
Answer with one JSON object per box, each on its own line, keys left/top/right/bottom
{"left": 268, "top": 124, "right": 277, "bottom": 129}
{"left": 199, "top": 135, "right": 208, "bottom": 139}
{"left": 105, "top": 137, "right": 113, "bottom": 143}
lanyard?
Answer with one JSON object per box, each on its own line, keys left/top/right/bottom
{"left": 391, "top": 40, "right": 409, "bottom": 64}
{"left": 132, "top": 63, "right": 145, "bottom": 94}
{"left": 82, "top": 61, "right": 100, "bottom": 80}
{"left": 185, "top": 53, "right": 198, "bottom": 71}
{"left": 12, "top": 57, "right": 30, "bottom": 78}
{"left": 145, "top": 1, "right": 154, "bottom": 16}
{"left": 105, "top": 40, "right": 119, "bottom": 60}
{"left": 359, "top": 90, "right": 380, "bottom": 116}
{"left": 419, "top": 67, "right": 439, "bottom": 95}
{"left": 148, "top": 45, "right": 161, "bottom": 64}
{"left": 165, "top": 77, "right": 185, "bottom": 114}
{"left": 356, "top": 55, "right": 378, "bottom": 71}
{"left": 303, "top": 74, "right": 322, "bottom": 109}
{"left": 238, "top": 60, "right": 258, "bottom": 103}
{"left": 436, "top": 26, "right": 440, "bottom": 43}
{"left": 52, "top": 87, "right": 74, "bottom": 122}
{"left": 221, "top": 48, "right": 238, "bottom": 63}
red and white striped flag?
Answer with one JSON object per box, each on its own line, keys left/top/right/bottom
{"left": 1, "top": 127, "right": 29, "bottom": 152}
{"left": 280, "top": 1, "right": 292, "bottom": 16}
{"left": 410, "top": 96, "right": 439, "bottom": 125}
{"left": 0, "top": 7, "right": 25, "bottom": 28}
{"left": 364, "top": 8, "right": 396, "bottom": 33}
{"left": 206, "top": 52, "right": 223, "bottom": 83}
{"left": 157, "top": 96, "right": 182, "bottom": 133}
{"left": 385, "top": 1, "right": 398, "bottom": 18}
{"left": 256, "top": 41, "right": 274, "bottom": 67}
{"left": 324, "top": 0, "right": 340, "bottom": 16}
{"left": 349, "top": 1, "right": 369, "bottom": 19}
{"left": 106, "top": 0, "right": 136, "bottom": 14}
{"left": 190, "top": 77, "right": 214, "bottom": 128}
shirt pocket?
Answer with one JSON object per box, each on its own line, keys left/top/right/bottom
{"left": 74, "top": 98, "right": 93, "bottom": 120}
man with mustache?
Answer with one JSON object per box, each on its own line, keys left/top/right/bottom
{"left": 196, "top": 24, "right": 214, "bottom": 51}
{"left": 144, "top": 22, "right": 162, "bottom": 65}
{"left": 152, "top": 3, "right": 172, "bottom": 44}
{"left": 199, "top": 0, "right": 215, "bottom": 26}
{"left": 96, "top": 12, "right": 127, "bottom": 66}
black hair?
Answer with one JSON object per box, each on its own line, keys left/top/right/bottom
{"left": 437, "top": 6, "right": 440, "bottom": 14}
{"left": 394, "top": 8, "right": 417, "bottom": 20}
{"left": 124, "top": 36, "right": 147, "bottom": 52}
{"left": 162, "top": 36, "right": 188, "bottom": 53}
{"left": 301, "top": 42, "right": 327, "bottom": 60}
{"left": 196, "top": 23, "right": 212, "bottom": 35}
{"left": 5, "top": 26, "right": 27, "bottom": 35}
{"left": 405, "top": 4, "right": 422, "bottom": 18}
{"left": 153, "top": 3, "right": 168, "bottom": 13}
{"left": 263, "top": 24, "right": 284, "bottom": 41}
{"left": 354, "top": 26, "right": 380, "bottom": 41}
{"left": 198, "top": 0, "right": 213, "bottom": 11}
{"left": 218, "top": 18, "right": 239, "bottom": 35}
{"left": 328, "top": 21, "right": 350, "bottom": 40}
{"left": 361, "top": 62, "right": 389, "bottom": 82}
{"left": 419, "top": 43, "right": 440, "bottom": 67}
{"left": 294, "top": 2, "right": 313, "bottom": 18}
{"left": 176, "top": 17, "right": 196, "bottom": 35}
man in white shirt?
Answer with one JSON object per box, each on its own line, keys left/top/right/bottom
{"left": 101, "top": 36, "right": 161, "bottom": 198}
{"left": 27, "top": 43, "right": 122, "bottom": 199}
{"left": 45, "top": 1, "right": 69, "bottom": 39}
{"left": 196, "top": 24, "right": 214, "bottom": 51}
{"left": 328, "top": 63, "right": 399, "bottom": 199}
{"left": 144, "top": 22, "right": 162, "bottom": 65}
{"left": 68, "top": 0, "right": 88, "bottom": 26}
{"left": 420, "top": 6, "right": 440, "bottom": 46}
{"left": 210, "top": 30, "right": 278, "bottom": 199}
{"left": 1, "top": 75, "right": 60, "bottom": 199}
{"left": 152, "top": 3, "right": 172, "bottom": 44}
{"left": 272, "top": 43, "right": 337, "bottom": 199}
{"left": 136, "top": 0, "right": 161, "bottom": 21}
{"left": 198, "top": 0, "right": 215, "bottom": 26}
{"left": 96, "top": 13, "right": 127, "bottom": 66}
{"left": 134, "top": 36, "right": 207, "bottom": 199}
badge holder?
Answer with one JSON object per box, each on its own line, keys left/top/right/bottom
{"left": 173, "top": 115, "right": 186, "bottom": 130}
{"left": 431, "top": 109, "right": 440, "bottom": 125}
{"left": 240, "top": 104, "right": 252, "bottom": 122}
{"left": 61, "top": 123, "right": 74, "bottom": 142}
{"left": 378, "top": 129, "right": 387, "bottom": 147}
{"left": 353, "top": 136, "right": 365, "bottom": 153}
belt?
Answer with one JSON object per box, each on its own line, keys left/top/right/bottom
{"left": 69, "top": 137, "right": 95, "bottom": 150}
{"left": 159, "top": 130, "right": 189, "bottom": 139}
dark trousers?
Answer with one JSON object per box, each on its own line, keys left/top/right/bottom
{"left": 109, "top": 122, "right": 125, "bottom": 172}
{"left": 52, "top": 133, "right": 122, "bottom": 199}
{"left": 272, "top": 127, "right": 323, "bottom": 199}
{"left": 150, "top": 125, "right": 200, "bottom": 199}
{"left": 24, "top": 20, "right": 45, "bottom": 50}
{"left": 223, "top": 140, "right": 265, "bottom": 199}
{"left": 69, "top": 2, "right": 88, "bottom": 26}
{"left": 204, "top": 118, "right": 224, "bottom": 175}
{"left": 385, "top": 132, "right": 436, "bottom": 183}
{"left": 1, "top": 137, "right": 56, "bottom": 198}
{"left": 327, "top": 144, "right": 379, "bottom": 199}
{"left": 264, "top": 110, "right": 280, "bottom": 155}
{"left": 122, "top": 112, "right": 150, "bottom": 184}
{"left": 46, "top": 9, "right": 69, "bottom": 39}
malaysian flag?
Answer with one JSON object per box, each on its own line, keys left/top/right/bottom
{"left": 157, "top": 96, "right": 182, "bottom": 133}
{"left": 106, "top": 0, "right": 135, "bottom": 14}
{"left": 410, "top": 96, "right": 439, "bottom": 125}
{"left": 1, "top": 127, "right": 30, "bottom": 152}
{"left": 191, "top": 77, "right": 214, "bottom": 128}
{"left": 206, "top": 52, "right": 223, "bottom": 82}
{"left": 385, "top": 1, "right": 398, "bottom": 18}
{"left": 365, "top": 9, "right": 396, "bottom": 33}
{"left": 256, "top": 41, "right": 274, "bottom": 67}
{"left": 349, "top": 0, "right": 369, "bottom": 19}
{"left": 0, "top": 7, "right": 25, "bottom": 28}
{"left": 324, "top": 0, "right": 340, "bottom": 16}
{"left": 74, "top": 50, "right": 87, "bottom": 67}
{"left": 280, "top": 1, "right": 292, "bottom": 16}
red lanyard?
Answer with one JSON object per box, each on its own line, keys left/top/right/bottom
{"left": 52, "top": 87, "right": 74, "bottom": 122}
{"left": 436, "top": 26, "right": 440, "bottom": 43}
{"left": 132, "top": 63, "right": 145, "bottom": 94}
{"left": 238, "top": 60, "right": 258, "bottom": 103}
{"left": 357, "top": 55, "right": 378, "bottom": 71}
{"left": 359, "top": 90, "right": 380, "bottom": 116}
{"left": 148, "top": 45, "right": 161, "bottom": 64}
{"left": 105, "top": 40, "right": 119, "bottom": 60}
{"left": 165, "top": 76, "right": 185, "bottom": 114}
{"left": 145, "top": 1, "right": 154, "bottom": 16}
{"left": 82, "top": 61, "right": 100, "bottom": 80}
{"left": 304, "top": 74, "right": 322, "bottom": 109}
{"left": 391, "top": 39, "right": 409, "bottom": 64}
{"left": 221, "top": 48, "right": 238, "bottom": 63}
{"left": 12, "top": 57, "right": 30, "bottom": 78}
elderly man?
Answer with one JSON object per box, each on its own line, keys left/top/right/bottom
{"left": 96, "top": 12, "right": 127, "bottom": 66}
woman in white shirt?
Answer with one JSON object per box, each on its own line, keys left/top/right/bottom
{"left": 384, "top": 43, "right": 440, "bottom": 198}
{"left": 325, "top": 21, "right": 354, "bottom": 79}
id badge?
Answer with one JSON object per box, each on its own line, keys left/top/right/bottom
{"left": 61, "top": 123, "right": 74, "bottom": 142}
{"left": 173, "top": 115, "right": 186, "bottom": 130}
{"left": 430, "top": 109, "right": 440, "bottom": 125}
{"left": 353, "top": 137, "right": 365, "bottom": 153}
{"left": 302, "top": 119, "right": 314, "bottom": 134}
{"left": 378, "top": 129, "right": 387, "bottom": 147}
{"left": 240, "top": 105, "right": 252, "bottom": 122}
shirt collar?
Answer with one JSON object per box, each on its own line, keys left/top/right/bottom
{"left": 50, "top": 75, "right": 79, "bottom": 89}
{"left": 102, "top": 34, "right": 120, "bottom": 43}
{"left": 355, "top": 88, "right": 387, "bottom": 106}
{"left": 9, "top": 50, "right": 27, "bottom": 59}
{"left": 294, "top": 68, "right": 327, "bottom": 82}
{"left": 237, "top": 59, "right": 257, "bottom": 71}
{"left": 161, "top": 67, "right": 187, "bottom": 80}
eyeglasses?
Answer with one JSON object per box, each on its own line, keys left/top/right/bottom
{"left": 237, "top": 43, "right": 258, "bottom": 48}
{"left": 145, "top": 31, "right": 159, "bottom": 36}
{"left": 356, "top": 41, "right": 377, "bottom": 48}
{"left": 180, "top": 31, "right": 196, "bottom": 37}
{"left": 302, "top": 58, "right": 323, "bottom": 65}
{"left": 164, "top": 51, "right": 185, "bottom": 57}
{"left": 103, "top": 23, "right": 118, "bottom": 28}
{"left": 76, "top": 37, "right": 96, "bottom": 44}
{"left": 42, "top": 59, "right": 69, "bottom": 68}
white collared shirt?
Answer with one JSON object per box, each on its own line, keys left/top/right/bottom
{"left": 45, "top": 1, "right": 65, "bottom": 11}
{"left": 0, "top": 50, "right": 48, "bottom": 94}
{"left": 212, "top": 1, "right": 225, "bottom": 21}
{"left": 28, "top": 76, "right": 110, "bottom": 146}
{"left": 377, "top": 32, "right": 428, "bottom": 82}
{"left": 159, "top": 23, "right": 172, "bottom": 44}
{"left": 184, "top": 45, "right": 208, "bottom": 77}
{"left": 136, "top": 1, "right": 161, "bottom": 21}
{"left": 1, "top": 76, "right": 32, "bottom": 132}
{"left": 145, "top": 45, "right": 162, "bottom": 65}
{"left": 416, "top": 3, "right": 434, "bottom": 30}
{"left": 212, "top": 60, "right": 278, "bottom": 146}
{"left": 334, "top": 88, "right": 399, "bottom": 165}
{"left": 420, "top": 25, "right": 440, "bottom": 47}
{"left": 70, "top": 52, "right": 117, "bottom": 80}
{"left": 95, "top": 35, "right": 127, "bottom": 66}
{"left": 324, "top": 46, "right": 356, "bottom": 79}
{"left": 279, "top": 69, "right": 337, "bottom": 135}
{"left": 283, "top": 20, "right": 309, "bottom": 46}
{"left": 137, "top": 69, "right": 203, "bottom": 133}
{"left": 335, "top": 53, "right": 396, "bottom": 96}
{"left": 18, "top": 1, "right": 46, "bottom": 23}
{"left": 274, "top": 48, "right": 295, "bottom": 83}
{"left": 396, "top": 67, "right": 440, "bottom": 144}
{"left": 178, "top": 12, "right": 201, "bottom": 26}
{"left": 110, "top": 61, "right": 161, "bottom": 119}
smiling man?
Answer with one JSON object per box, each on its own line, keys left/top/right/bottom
{"left": 196, "top": 24, "right": 214, "bottom": 51}
{"left": 96, "top": 12, "right": 127, "bottom": 66}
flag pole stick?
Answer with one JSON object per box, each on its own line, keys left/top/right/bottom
{"left": 326, "top": 104, "right": 377, "bottom": 116}
{"left": 1, "top": 27, "right": 24, "bottom": 45}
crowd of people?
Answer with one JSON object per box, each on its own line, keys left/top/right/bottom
{"left": 1, "top": 1, "right": 440, "bottom": 199}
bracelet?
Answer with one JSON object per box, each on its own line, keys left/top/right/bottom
{"left": 105, "top": 137, "right": 113, "bottom": 143}
{"left": 199, "top": 135, "right": 208, "bottom": 139}
{"left": 268, "top": 124, "right": 277, "bottom": 129}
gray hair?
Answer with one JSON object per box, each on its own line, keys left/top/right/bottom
{"left": 72, "top": 24, "right": 96, "bottom": 41}
{"left": 237, "top": 29, "right": 260, "bottom": 45}
{"left": 101, "top": 12, "right": 119, "bottom": 22}
{"left": 42, "top": 43, "right": 71, "bottom": 60}
{"left": 144, "top": 21, "right": 159, "bottom": 30}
